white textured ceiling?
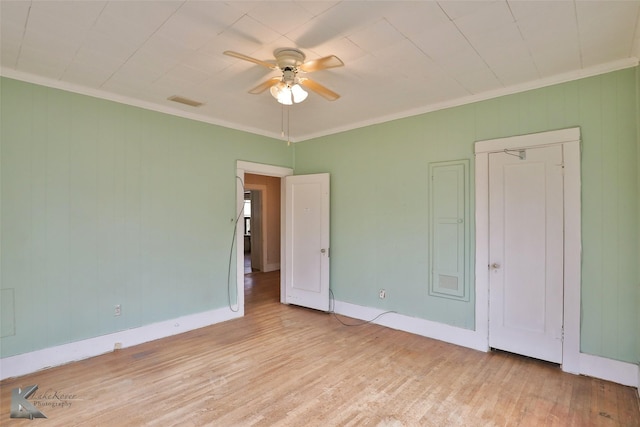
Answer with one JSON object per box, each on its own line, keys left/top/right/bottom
{"left": 1, "top": 1, "right": 639, "bottom": 142}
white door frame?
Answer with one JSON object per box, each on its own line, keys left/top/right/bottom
{"left": 474, "top": 127, "right": 581, "bottom": 374}
{"left": 236, "top": 161, "right": 293, "bottom": 315}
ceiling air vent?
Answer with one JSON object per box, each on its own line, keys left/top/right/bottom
{"left": 168, "top": 95, "right": 204, "bottom": 107}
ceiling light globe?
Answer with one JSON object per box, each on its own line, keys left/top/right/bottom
{"left": 270, "top": 82, "right": 285, "bottom": 99}
{"left": 291, "top": 84, "right": 308, "bottom": 103}
{"left": 277, "top": 87, "right": 293, "bottom": 105}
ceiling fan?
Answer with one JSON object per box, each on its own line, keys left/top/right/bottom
{"left": 223, "top": 48, "right": 344, "bottom": 105}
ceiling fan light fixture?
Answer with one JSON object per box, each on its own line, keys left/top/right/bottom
{"left": 291, "top": 84, "right": 308, "bottom": 103}
{"left": 274, "top": 86, "right": 293, "bottom": 105}
{"left": 279, "top": 91, "right": 293, "bottom": 105}
{"left": 270, "top": 81, "right": 299, "bottom": 105}
{"left": 270, "top": 81, "right": 285, "bottom": 99}
{"left": 270, "top": 82, "right": 307, "bottom": 105}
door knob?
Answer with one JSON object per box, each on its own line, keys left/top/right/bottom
{"left": 491, "top": 263, "right": 500, "bottom": 269}
{"left": 320, "top": 248, "right": 326, "bottom": 254}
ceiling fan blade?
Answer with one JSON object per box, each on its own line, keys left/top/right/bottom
{"left": 299, "top": 78, "right": 340, "bottom": 101}
{"left": 299, "top": 55, "right": 344, "bottom": 73}
{"left": 249, "top": 77, "right": 281, "bottom": 94}
{"left": 223, "top": 50, "right": 276, "bottom": 69}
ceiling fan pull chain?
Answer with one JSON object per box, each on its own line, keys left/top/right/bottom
{"left": 287, "top": 107, "right": 291, "bottom": 146}
{"left": 281, "top": 103, "right": 285, "bottom": 138}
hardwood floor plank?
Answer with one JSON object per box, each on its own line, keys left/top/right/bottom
{"left": 1, "top": 270, "right": 638, "bottom": 426}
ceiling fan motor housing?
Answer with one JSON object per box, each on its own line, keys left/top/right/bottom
{"left": 274, "top": 48, "right": 306, "bottom": 70}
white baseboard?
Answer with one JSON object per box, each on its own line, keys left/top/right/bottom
{"left": 333, "top": 299, "right": 639, "bottom": 390}
{"left": 579, "top": 353, "right": 639, "bottom": 388}
{"left": 263, "top": 263, "right": 280, "bottom": 273}
{"left": 0, "top": 307, "right": 242, "bottom": 380}
{"left": 332, "top": 300, "right": 489, "bottom": 352}
{"left": 3, "top": 299, "right": 637, "bottom": 391}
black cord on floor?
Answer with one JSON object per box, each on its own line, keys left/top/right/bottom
{"left": 329, "top": 289, "right": 396, "bottom": 326}
{"left": 229, "top": 175, "right": 395, "bottom": 323}
{"left": 226, "top": 176, "right": 246, "bottom": 313}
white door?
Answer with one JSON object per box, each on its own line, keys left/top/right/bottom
{"left": 488, "top": 145, "right": 564, "bottom": 363}
{"left": 284, "top": 173, "right": 330, "bottom": 311}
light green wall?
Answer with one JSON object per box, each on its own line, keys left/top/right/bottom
{"left": 0, "top": 77, "right": 293, "bottom": 358}
{"left": 637, "top": 65, "right": 640, "bottom": 368}
{"left": 579, "top": 69, "right": 638, "bottom": 364}
{"left": 293, "top": 110, "right": 478, "bottom": 329}
{"left": 2, "top": 68, "right": 638, "bottom": 365}
{"left": 294, "top": 67, "right": 639, "bottom": 364}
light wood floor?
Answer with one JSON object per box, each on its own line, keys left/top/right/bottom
{"left": 1, "top": 270, "right": 639, "bottom": 426}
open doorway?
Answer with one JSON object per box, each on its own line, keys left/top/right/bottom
{"left": 244, "top": 174, "right": 281, "bottom": 274}
{"left": 235, "top": 162, "right": 293, "bottom": 314}
{"left": 243, "top": 187, "right": 266, "bottom": 274}
{"left": 241, "top": 171, "right": 286, "bottom": 313}
{"left": 242, "top": 191, "right": 253, "bottom": 274}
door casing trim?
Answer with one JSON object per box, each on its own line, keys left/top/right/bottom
{"left": 474, "top": 127, "right": 581, "bottom": 374}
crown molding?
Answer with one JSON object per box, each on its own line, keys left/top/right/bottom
{"left": 2, "top": 57, "right": 638, "bottom": 144}
{"left": 299, "top": 57, "right": 639, "bottom": 142}
{"left": 0, "top": 67, "right": 284, "bottom": 142}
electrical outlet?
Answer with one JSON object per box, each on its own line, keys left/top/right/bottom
{"left": 114, "top": 304, "right": 121, "bottom": 317}
{"left": 379, "top": 289, "right": 386, "bottom": 299}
